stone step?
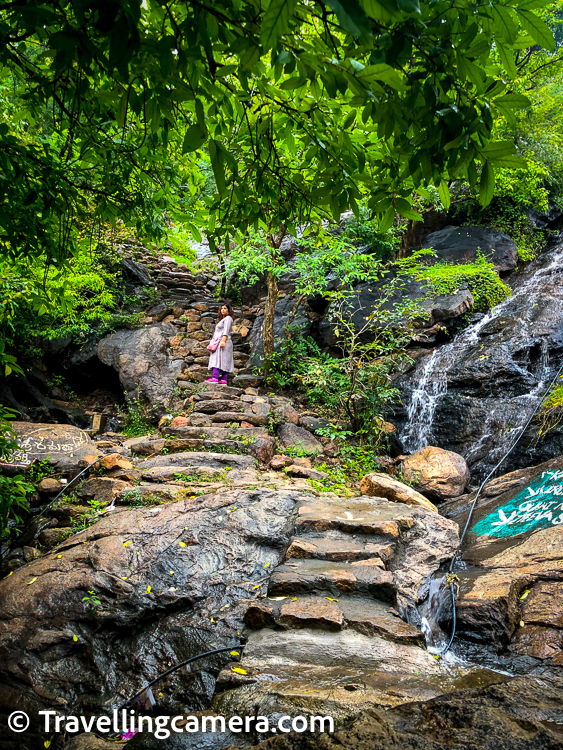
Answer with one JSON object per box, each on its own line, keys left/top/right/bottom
{"left": 294, "top": 496, "right": 415, "bottom": 539}
{"left": 135, "top": 451, "right": 257, "bottom": 472}
{"left": 214, "top": 628, "right": 483, "bottom": 714}
{"left": 130, "top": 433, "right": 275, "bottom": 464}
{"left": 195, "top": 399, "right": 248, "bottom": 414}
{"left": 285, "top": 536, "right": 396, "bottom": 564}
{"left": 211, "top": 412, "right": 269, "bottom": 426}
{"left": 200, "top": 384, "right": 244, "bottom": 398}
{"left": 162, "top": 426, "right": 267, "bottom": 439}
{"left": 243, "top": 594, "right": 424, "bottom": 645}
{"left": 268, "top": 558, "right": 395, "bottom": 600}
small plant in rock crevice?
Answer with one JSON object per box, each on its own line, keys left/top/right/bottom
{"left": 121, "top": 395, "right": 154, "bottom": 438}
{"left": 82, "top": 590, "right": 102, "bottom": 615}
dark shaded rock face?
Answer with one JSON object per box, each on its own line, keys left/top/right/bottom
{"left": 98, "top": 323, "right": 184, "bottom": 416}
{"left": 319, "top": 278, "right": 474, "bottom": 351}
{"left": 247, "top": 296, "right": 311, "bottom": 369}
{"left": 242, "top": 675, "right": 563, "bottom": 750}
{"left": 421, "top": 224, "right": 519, "bottom": 273}
{"left": 397, "top": 241, "right": 563, "bottom": 481}
{"left": 0, "top": 489, "right": 299, "bottom": 746}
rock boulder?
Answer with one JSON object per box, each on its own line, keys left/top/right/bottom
{"left": 277, "top": 423, "right": 324, "bottom": 456}
{"left": 360, "top": 472, "right": 438, "bottom": 512}
{"left": 422, "top": 224, "right": 519, "bottom": 273}
{"left": 401, "top": 446, "right": 469, "bottom": 500}
{"left": 97, "top": 323, "right": 184, "bottom": 417}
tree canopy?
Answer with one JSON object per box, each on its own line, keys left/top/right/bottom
{"left": 0, "top": 0, "right": 555, "bottom": 269}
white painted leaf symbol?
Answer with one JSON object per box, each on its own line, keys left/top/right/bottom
{"left": 491, "top": 509, "right": 518, "bottom": 526}
{"left": 335, "top": 511, "right": 364, "bottom": 521}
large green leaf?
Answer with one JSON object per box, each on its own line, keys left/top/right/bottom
{"left": 323, "top": 0, "right": 372, "bottom": 42}
{"left": 516, "top": 8, "right": 555, "bottom": 50}
{"left": 438, "top": 179, "right": 451, "bottom": 210}
{"left": 479, "top": 161, "right": 495, "bottom": 207}
{"left": 261, "top": 0, "right": 297, "bottom": 50}
{"left": 182, "top": 123, "right": 207, "bottom": 153}
{"left": 481, "top": 140, "right": 517, "bottom": 159}
{"left": 493, "top": 93, "right": 531, "bottom": 109}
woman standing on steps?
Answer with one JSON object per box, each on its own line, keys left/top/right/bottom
{"left": 206, "top": 301, "right": 234, "bottom": 384}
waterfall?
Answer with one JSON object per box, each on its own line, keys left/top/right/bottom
{"left": 399, "top": 244, "right": 563, "bottom": 464}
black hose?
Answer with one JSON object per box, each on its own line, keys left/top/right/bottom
{"left": 440, "top": 356, "right": 563, "bottom": 656}
{"left": 117, "top": 644, "right": 245, "bottom": 710}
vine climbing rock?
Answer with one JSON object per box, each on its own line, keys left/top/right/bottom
{"left": 359, "top": 472, "right": 438, "bottom": 512}
{"left": 401, "top": 446, "right": 470, "bottom": 501}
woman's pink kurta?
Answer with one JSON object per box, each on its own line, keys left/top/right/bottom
{"left": 208, "top": 315, "right": 234, "bottom": 373}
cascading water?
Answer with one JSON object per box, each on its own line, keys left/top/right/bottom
{"left": 399, "top": 243, "right": 563, "bottom": 473}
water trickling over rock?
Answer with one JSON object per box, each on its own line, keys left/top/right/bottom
{"left": 398, "top": 241, "right": 563, "bottom": 480}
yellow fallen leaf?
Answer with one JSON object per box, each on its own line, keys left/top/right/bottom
{"left": 231, "top": 667, "right": 247, "bottom": 675}
{"left": 146, "top": 585, "right": 152, "bottom": 593}
{"left": 122, "top": 577, "right": 128, "bottom": 580}
{"left": 123, "top": 541, "right": 132, "bottom": 547}
{"left": 73, "top": 635, "right": 78, "bottom": 642}
{"left": 433, "top": 654, "right": 440, "bottom": 660}
{"left": 57, "top": 555, "right": 62, "bottom": 559}
{"left": 292, "top": 597, "right": 297, "bottom": 601}
{"left": 3, "top": 571, "right": 13, "bottom": 579}
{"left": 253, "top": 584, "right": 261, "bottom": 589}
{"left": 170, "top": 571, "right": 174, "bottom": 575}
{"left": 158, "top": 692, "right": 163, "bottom": 697}
{"left": 179, "top": 542, "right": 186, "bottom": 547}
{"left": 211, "top": 618, "right": 216, "bottom": 623}
{"left": 520, "top": 620, "right": 525, "bottom": 627}
{"left": 520, "top": 590, "right": 530, "bottom": 600}
{"left": 325, "top": 597, "right": 338, "bottom": 602}
{"left": 230, "top": 651, "right": 240, "bottom": 656}
{"left": 263, "top": 563, "right": 270, "bottom": 567}
{"left": 27, "top": 577, "right": 37, "bottom": 585}
{"left": 44, "top": 741, "right": 51, "bottom": 748}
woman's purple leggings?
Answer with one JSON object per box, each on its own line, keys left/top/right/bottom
{"left": 212, "top": 368, "right": 228, "bottom": 382}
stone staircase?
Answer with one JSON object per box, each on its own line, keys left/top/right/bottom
{"left": 124, "top": 244, "right": 261, "bottom": 385}
{"left": 211, "top": 493, "right": 488, "bottom": 728}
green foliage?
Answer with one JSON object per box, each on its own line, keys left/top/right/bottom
{"left": 535, "top": 376, "right": 563, "bottom": 438}
{"left": 342, "top": 210, "right": 400, "bottom": 260}
{"left": 120, "top": 489, "right": 163, "bottom": 507}
{"left": 416, "top": 254, "right": 511, "bottom": 313}
{"left": 0, "top": 0, "right": 548, "bottom": 287}
{"left": 82, "top": 590, "right": 102, "bottom": 614}
{"left": 452, "top": 197, "right": 545, "bottom": 262}
{"left": 121, "top": 398, "right": 153, "bottom": 438}
{"left": 0, "top": 407, "right": 32, "bottom": 541}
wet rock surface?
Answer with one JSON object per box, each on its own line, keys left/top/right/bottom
{"left": 237, "top": 675, "right": 563, "bottom": 750}
{"left": 0, "top": 488, "right": 301, "bottom": 741}
{"left": 397, "top": 242, "right": 563, "bottom": 480}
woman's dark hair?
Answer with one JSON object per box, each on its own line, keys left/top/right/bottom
{"left": 217, "top": 301, "right": 234, "bottom": 321}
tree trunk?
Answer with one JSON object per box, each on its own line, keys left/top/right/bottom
{"left": 261, "top": 225, "right": 287, "bottom": 370}
{"left": 263, "top": 270, "right": 278, "bottom": 363}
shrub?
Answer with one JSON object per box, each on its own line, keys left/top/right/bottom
{"left": 416, "top": 254, "right": 511, "bottom": 312}
{"left": 0, "top": 407, "right": 32, "bottom": 543}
